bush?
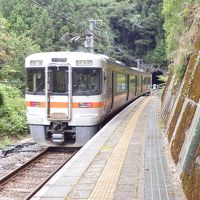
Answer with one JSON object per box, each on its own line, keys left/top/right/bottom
{"left": 0, "top": 84, "right": 28, "bottom": 136}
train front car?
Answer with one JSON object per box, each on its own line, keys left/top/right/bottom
{"left": 25, "top": 52, "right": 106, "bottom": 147}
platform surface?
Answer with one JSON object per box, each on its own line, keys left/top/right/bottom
{"left": 31, "top": 96, "right": 181, "bottom": 200}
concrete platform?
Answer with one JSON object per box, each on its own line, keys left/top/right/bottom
{"left": 31, "top": 96, "right": 178, "bottom": 200}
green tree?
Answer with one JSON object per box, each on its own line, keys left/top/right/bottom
{"left": 0, "top": 0, "right": 166, "bottom": 68}
{"left": 144, "top": 39, "right": 167, "bottom": 67}
{"left": 0, "top": 14, "right": 11, "bottom": 108}
{"left": 1, "top": 35, "right": 40, "bottom": 89}
{"left": 0, "top": 84, "right": 28, "bottom": 136}
{"left": 31, "top": 10, "right": 55, "bottom": 51}
{"left": 162, "top": 0, "right": 193, "bottom": 57}
{"left": 0, "top": 14, "right": 11, "bottom": 67}
{"left": 110, "top": 0, "right": 165, "bottom": 65}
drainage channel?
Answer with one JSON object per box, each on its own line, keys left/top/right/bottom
{"left": 144, "top": 97, "right": 175, "bottom": 200}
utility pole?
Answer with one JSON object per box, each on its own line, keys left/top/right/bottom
{"left": 89, "top": 20, "right": 94, "bottom": 53}
{"left": 84, "top": 19, "right": 102, "bottom": 53}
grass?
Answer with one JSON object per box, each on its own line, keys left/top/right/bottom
{"left": 0, "top": 134, "right": 29, "bottom": 149}
{"left": 0, "top": 136, "right": 12, "bottom": 149}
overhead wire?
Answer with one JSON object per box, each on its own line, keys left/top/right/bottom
{"left": 99, "top": 32, "right": 135, "bottom": 59}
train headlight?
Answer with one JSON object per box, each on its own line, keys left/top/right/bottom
{"left": 79, "top": 102, "right": 92, "bottom": 108}
{"left": 30, "top": 60, "right": 43, "bottom": 66}
{"left": 76, "top": 60, "right": 93, "bottom": 66}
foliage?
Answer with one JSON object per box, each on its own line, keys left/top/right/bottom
{"left": 0, "top": 93, "right": 3, "bottom": 107}
{"left": 0, "top": 0, "right": 166, "bottom": 64}
{"left": 158, "top": 74, "right": 168, "bottom": 83}
{"left": 0, "top": 0, "right": 116, "bottom": 55}
{"left": 0, "top": 13, "right": 11, "bottom": 66}
{"left": 1, "top": 35, "right": 40, "bottom": 89}
{"left": 0, "top": 136, "right": 12, "bottom": 148}
{"left": 0, "top": 84, "right": 28, "bottom": 136}
{"left": 162, "top": 0, "right": 183, "bottom": 57}
{"left": 144, "top": 39, "right": 167, "bottom": 67}
{"left": 110, "top": 0, "right": 165, "bottom": 65}
{"left": 162, "top": 0, "right": 196, "bottom": 81}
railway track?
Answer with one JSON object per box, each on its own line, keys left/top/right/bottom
{"left": 0, "top": 147, "right": 78, "bottom": 200}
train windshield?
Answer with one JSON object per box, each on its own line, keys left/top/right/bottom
{"left": 26, "top": 68, "right": 45, "bottom": 94}
{"left": 72, "top": 68, "right": 101, "bottom": 95}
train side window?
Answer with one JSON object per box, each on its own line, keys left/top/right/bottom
{"left": 72, "top": 68, "right": 101, "bottom": 95}
{"left": 26, "top": 68, "right": 45, "bottom": 94}
{"left": 116, "top": 73, "right": 127, "bottom": 95}
{"left": 129, "top": 75, "right": 136, "bottom": 90}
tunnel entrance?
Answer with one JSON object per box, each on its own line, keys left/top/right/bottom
{"left": 151, "top": 69, "right": 164, "bottom": 85}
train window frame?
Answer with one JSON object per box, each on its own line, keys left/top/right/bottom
{"left": 26, "top": 68, "right": 45, "bottom": 95}
{"left": 48, "top": 66, "right": 69, "bottom": 95}
{"left": 72, "top": 67, "right": 102, "bottom": 96}
{"left": 115, "top": 73, "right": 127, "bottom": 95}
{"left": 129, "top": 74, "right": 136, "bottom": 91}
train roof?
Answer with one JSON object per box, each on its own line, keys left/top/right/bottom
{"left": 25, "top": 51, "right": 151, "bottom": 75}
{"left": 26, "top": 51, "right": 107, "bottom": 61}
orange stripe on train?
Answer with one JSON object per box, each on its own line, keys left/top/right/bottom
{"left": 25, "top": 101, "right": 104, "bottom": 108}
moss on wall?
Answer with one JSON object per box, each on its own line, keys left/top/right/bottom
{"left": 161, "top": 68, "right": 173, "bottom": 103}
{"left": 165, "top": 51, "right": 198, "bottom": 142}
{"left": 167, "top": 97, "right": 184, "bottom": 142}
{"left": 181, "top": 53, "right": 198, "bottom": 96}
{"left": 188, "top": 63, "right": 200, "bottom": 102}
{"left": 171, "top": 102, "right": 197, "bottom": 164}
{"left": 182, "top": 145, "right": 200, "bottom": 200}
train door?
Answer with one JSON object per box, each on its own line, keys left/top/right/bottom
{"left": 104, "top": 69, "right": 114, "bottom": 113}
{"left": 137, "top": 76, "right": 141, "bottom": 95}
{"left": 46, "top": 66, "right": 72, "bottom": 121}
{"left": 135, "top": 75, "right": 138, "bottom": 96}
{"left": 129, "top": 74, "right": 136, "bottom": 99}
{"left": 111, "top": 72, "right": 115, "bottom": 109}
{"left": 141, "top": 76, "right": 143, "bottom": 93}
{"left": 126, "top": 75, "right": 129, "bottom": 101}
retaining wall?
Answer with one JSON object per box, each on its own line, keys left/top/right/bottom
{"left": 162, "top": 55, "right": 200, "bottom": 200}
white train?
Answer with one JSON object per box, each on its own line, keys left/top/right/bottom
{"left": 25, "top": 52, "right": 151, "bottom": 147}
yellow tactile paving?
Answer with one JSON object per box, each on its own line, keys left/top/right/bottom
{"left": 88, "top": 97, "right": 150, "bottom": 200}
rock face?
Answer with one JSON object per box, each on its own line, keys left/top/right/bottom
{"left": 162, "top": 14, "right": 200, "bottom": 200}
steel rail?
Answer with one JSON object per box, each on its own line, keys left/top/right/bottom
{"left": 0, "top": 147, "right": 78, "bottom": 200}
{"left": 0, "top": 148, "right": 49, "bottom": 187}
{"left": 25, "top": 149, "right": 77, "bottom": 200}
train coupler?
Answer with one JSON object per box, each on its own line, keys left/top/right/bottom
{"left": 52, "top": 133, "right": 65, "bottom": 144}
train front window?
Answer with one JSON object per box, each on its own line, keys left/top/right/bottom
{"left": 72, "top": 68, "right": 101, "bottom": 95}
{"left": 48, "top": 67, "right": 68, "bottom": 94}
{"left": 26, "top": 68, "right": 45, "bottom": 94}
